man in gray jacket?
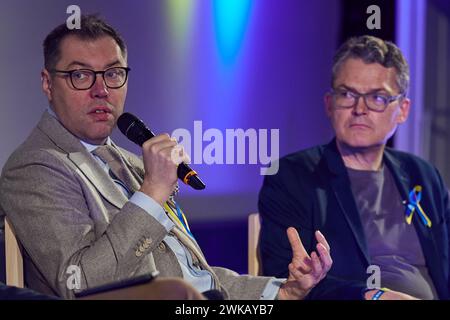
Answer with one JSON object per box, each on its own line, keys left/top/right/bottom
{"left": 0, "top": 15, "right": 331, "bottom": 299}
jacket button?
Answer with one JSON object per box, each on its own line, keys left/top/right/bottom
{"left": 135, "top": 250, "right": 142, "bottom": 257}
{"left": 157, "top": 242, "right": 166, "bottom": 252}
{"left": 145, "top": 238, "right": 152, "bottom": 245}
{"left": 143, "top": 242, "right": 150, "bottom": 249}
{"left": 139, "top": 245, "right": 146, "bottom": 252}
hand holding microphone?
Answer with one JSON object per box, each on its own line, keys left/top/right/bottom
{"left": 141, "top": 134, "right": 185, "bottom": 205}
{"left": 117, "top": 113, "right": 205, "bottom": 205}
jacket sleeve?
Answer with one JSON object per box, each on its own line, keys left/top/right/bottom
{"left": 0, "top": 149, "right": 168, "bottom": 299}
{"left": 435, "top": 167, "right": 450, "bottom": 294}
{"left": 211, "top": 267, "right": 273, "bottom": 300}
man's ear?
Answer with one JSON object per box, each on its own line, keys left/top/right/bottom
{"left": 324, "top": 93, "right": 333, "bottom": 118}
{"left": 41, "top": 69, "right": 53, "bottom": 101}
{"left": 397, "top": 97, "right": 411, "bottom": 124}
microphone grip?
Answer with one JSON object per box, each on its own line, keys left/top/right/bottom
{"left": 133, "top": 129, "right": 155, "bottom": 147}
{"left": 177, "top": 163, "right": 205, "bottom": 190}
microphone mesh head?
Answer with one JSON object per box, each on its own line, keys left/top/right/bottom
{"left": 117, "top": 112, "right": 155, "bottom": 146}
{"left": 117, "top": 112, "right": 140, "bottom": 136}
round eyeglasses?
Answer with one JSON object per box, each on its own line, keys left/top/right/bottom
{"left": 51, "top": 67, "right": 131, "bottom": 90}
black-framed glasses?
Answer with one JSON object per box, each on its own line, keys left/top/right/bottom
{"left": 51, "top": 67, "right": 131, "bottom": 90}
{"left": 329, "top": 88, "right": 405, "bottom": 112}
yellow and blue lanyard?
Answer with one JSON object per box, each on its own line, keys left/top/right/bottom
{"left": 164, "top": 200, "right": 195, "bottom": 239}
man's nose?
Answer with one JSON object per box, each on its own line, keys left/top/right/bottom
{"left": 90, "top": 74, "right": 109, "bottom": 98}
{"left": 352, "top": 96, "right": 369, "bottom": 115}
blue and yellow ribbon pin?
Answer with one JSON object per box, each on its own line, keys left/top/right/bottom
{"left": 405, "top": 185, "right": 432, "bottom": 227}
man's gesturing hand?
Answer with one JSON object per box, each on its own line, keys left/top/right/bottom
{"left": 277, "top": 227, "right": 332, "bottom": 300}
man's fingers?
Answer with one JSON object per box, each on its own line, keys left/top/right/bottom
{"left": 291, "top": 256, "right": 312, "bottom": 274}
{"left": 170, "top": 145, "right": 190, "bottom": 165}
{"left": 288, "top": 263, "right": 306, "bottom": 282}
{"left": 143, "top": 136, "right": 177, "bottom": 155}
{"left": 310, "top": 251, "right": 323, "bottom": 278}
{"left": 287, "top": 227, "right": 309, "bottom": 260}
{"left": 143, "top": 133, "right": 171, "bottom": 145}
{"left": 141, "top": 134, "right": 191, "bottom": 166}
{"left": 315, "top": 230, "right": 330, "bottom": 252}
{"left": 316, "top": 243, "right": 333, "bottom": 272}
{"left": 288, "top": 263, "right": 314, "bottom": 291}
{"left": 183, "top": 150, "right": 191, "bottom": 164}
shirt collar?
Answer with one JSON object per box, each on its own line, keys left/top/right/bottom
{"left": 80, "top": 137, "right": 112, "bottom": 152}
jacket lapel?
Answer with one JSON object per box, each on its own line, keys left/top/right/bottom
{"left": 383, "top": 151, "right": 435, "bottom": 246}
{"left": 384, "top": 150, "right": 446, "bottom": 298}
{"left": 37, "top": 111, "right": 128, "bottom": 209}
{"left": 68, "top": 151, "right": 128, "bottom": 208}
{"left": 323, "top": 141, "right": 370, "bottom": 264}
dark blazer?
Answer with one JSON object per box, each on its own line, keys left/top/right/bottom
{"left": 0, "top": 282, "right": 58, "bottom": 300}
{"left": 259, "top": 139, "right": 450, "bottom": 299}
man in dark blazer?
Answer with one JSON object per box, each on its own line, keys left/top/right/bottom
{"left": 259, "top": 35, "right": 450, "bottom": 300}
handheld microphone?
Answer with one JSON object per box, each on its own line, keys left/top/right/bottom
{"left": 117, "top": 112, "right": 206, "bottom": 190}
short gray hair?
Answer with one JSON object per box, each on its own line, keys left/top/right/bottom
{"left": 331, "top": 35, "right": 409, "bottom": 94}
